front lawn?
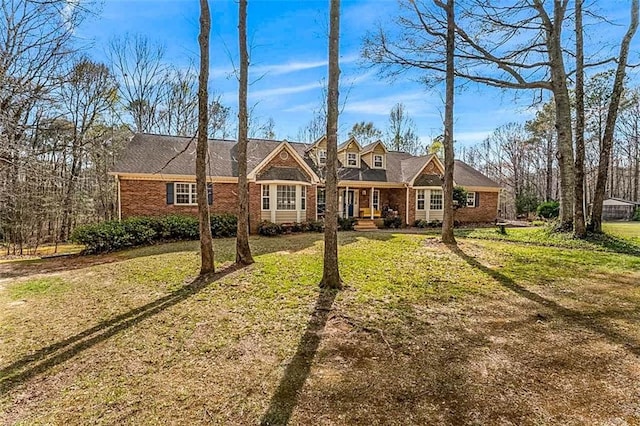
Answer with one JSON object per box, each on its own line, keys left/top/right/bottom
{"left": 1, "top": 231, "right": 640, "bottom": 424}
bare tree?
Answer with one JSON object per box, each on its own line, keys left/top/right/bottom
{"left": 362, "top": 0, "right": 601, "bottom": 229}
{"left": 320, "top": 0, "right": 342, "bottom": 289}
{"left": 58, "top": 58, "right": 117, "bottom": 240}
{"left": 235, "top": 0, "right": 254, "bottom": 265}
{"left": 574, "top": 0, "right": 586, "bottom": 238}
{"left": 441, "top": 0, "right": 455, "bottom": 244}
{"left": 108, "top": 34, "right": 168, "bottom": 133}
{"left": 590, "top": 0, "right": 639, "bottom": 232}
{"left": 197, "top": 0, "right": 215, "bottom": 274}
{"left": 386, "top": 103, "right": 420, "bottom": 154}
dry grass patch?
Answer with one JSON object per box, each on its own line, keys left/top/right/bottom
{"left": 1, "top": 232, "right": 640, "bottom": 424}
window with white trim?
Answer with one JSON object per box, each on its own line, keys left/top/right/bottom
{"left": 430, "top": 190, "right": 443, "bottom": 210}
{"left": 318, "top": 150, "right": 327, "bottom": 165}
{"left": 301, "top": 186, "right": 306, "bottom": 210}
{"left": 466, "top": 191, "right": 476, "bottom": 207}
{"left": 262, "top": 185, "right": 270, "bottom": 210}
{"left": 175, "top": 183, "right": 197, "bottom": 205}
{"left": 277, "top": 185, "right": 296, "bottom": 210}
{"left": 373, "top": 154, "right": 384, "bottom": 168}
{"left": 416, "top": 189, "right": 425, "bottom": 210}
{"left": 372, "top": 189, "right": 380, "bottom": 210}
{"left": 347, "top": 152, "right": 357, "bottom": 167}
{"left": 317, "top": 188, "right": 326, "bottom": 216}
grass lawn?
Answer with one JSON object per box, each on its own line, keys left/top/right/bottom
{"left": 1, "top": 229, "right": 640, "bottom": 424}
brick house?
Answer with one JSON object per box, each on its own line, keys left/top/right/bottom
{"left": 110, "top": 133, "right": 501, "bottom": 233}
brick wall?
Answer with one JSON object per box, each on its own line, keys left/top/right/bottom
{"left": 120, "top": 179, "right": 238, "bottom": 218}
{"left": 455, "top": 191, "right": 499, "bottom": 223}
{"left": 248, "top": 182, "right": 262, "bottom": 234}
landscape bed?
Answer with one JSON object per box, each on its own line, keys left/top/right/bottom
{"left": 1, "top": 225, "right": 640, "bottom": 424}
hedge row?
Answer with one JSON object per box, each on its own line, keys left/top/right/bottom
{"left": 71, "top": 214, "right": 237, "bottom": 254}
{"left": 258, "top": 220, "right": 324, "bottom": 236}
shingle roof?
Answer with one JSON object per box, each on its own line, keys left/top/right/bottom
{"left": 112, "top": 133, "right": 500, "bottom": 189}
{"left": 453, "top": 160, "right": 500, "bottom": 188}
{"left": 112, "top": 133, "right": 310, "bottom": 178}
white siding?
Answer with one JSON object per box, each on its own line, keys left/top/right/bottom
{"left": 275, "top": 211, "right": 297, "bottom": 223}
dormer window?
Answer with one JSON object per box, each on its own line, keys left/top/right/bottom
{"left": 373, "top": 154, "right": 384, "bottom": 168}
{"left": 318, "top": 150, "right": 327, "bottom": 165}
{"left": 347, "top": 152, "right": 358, "bottom": 167}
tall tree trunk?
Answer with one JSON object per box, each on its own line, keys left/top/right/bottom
{"left": 441, "top": 0, "right": 456, "bottom": 244}
{"left": 591, "top": 0, "right": 639, "bottom": 232}
{"left": 573, "top": 0, "right": 586, "bottom": 238}
{"left": 536, "top": 0, "right": 575, "bottom": 230}
{"left": 197, "top": 0, "right": 215, "bottom": 274}
{"left": 546, "top": 133, "right": 553, "bottom": 201}
{"left": 634, "top": 131, "right": 639, "bottom": 200}
{"left": 320, "top": 0, "right": 342, "bottom": 289}
{"left": 235, "top": 0, "right": 254, "bottom": 265}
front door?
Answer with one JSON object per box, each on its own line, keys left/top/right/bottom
{"left": 343, "top": 190, "right": 355, "bottom": 218}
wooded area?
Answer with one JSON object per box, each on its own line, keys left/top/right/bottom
{"left": 2, "top": 0, "right": 639, "bottom": 255}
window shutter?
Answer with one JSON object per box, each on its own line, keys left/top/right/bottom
{"left": 207, "top": 183, "right": 213, "bottom": 205}
{"left": 166, "top": 183, "right": 174, "bottom": 205}
{"left": 475, "top": 192, "right": 480, "bottom": 208}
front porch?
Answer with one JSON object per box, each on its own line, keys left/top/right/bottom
{"left": 338, "top": 185, "right": 406, "bottom": 222}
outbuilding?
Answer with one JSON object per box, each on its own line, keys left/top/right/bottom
{"left": 602, "top": 198, "right": 640, "bottom": 221}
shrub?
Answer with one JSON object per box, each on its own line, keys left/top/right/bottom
{"left": 453, "top": 186, "right": 468, "bottom": 210}
{"left": 537, "top": 201, "right": 560, "bottom": 219}
{"left": 160, "top": 215, "right": 199, "bottom": 240}
{"left": 429, "top": 220, "right": 442, "bottom": 228}
{"left": 121, "top": 217, "right": 158, "bottom": 246}
{"left": 634, "top": 207, "right": 640, "bottom": 221}
{"left": 71, "top": 220, "right": 133, "bottom": 254}
{"left": 210, "top": 214, "right": 237, "bottom": 238}
{"left": 383, "top": 216, "right": 402, "bottom": 229}
{"left": 258, "top": 221, "right": 282, "bottom": 236}
{"left": 307, "top": 220, "right": 324, "bottom": 232}
{"left": 413, "top": 219, "right": 427, "bottom": 228}
{"left": 72, "top": 214, "right": 238, "bottom": 254}
{"left": 338, "top": 217, "right": 357, "bottom": 231}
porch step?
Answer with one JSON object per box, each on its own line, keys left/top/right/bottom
{"left": 354, "top": 220, "right": 378, "bottom": 231}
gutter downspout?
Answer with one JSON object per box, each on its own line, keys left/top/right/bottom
{"left": 405, "top": 183, "right": 409, "bottom": 225}
{"left": 116, "top": 174, "right": 122, "bottom": 221}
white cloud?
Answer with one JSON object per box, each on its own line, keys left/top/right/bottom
{"left": 211, "top": 54, "right": 359, "bottom": 80}
{"left": 343, "top": 92, "right": 438, "bottom": 117}
{"left": 251, "top": 81, "right": 323, "bottom": 99}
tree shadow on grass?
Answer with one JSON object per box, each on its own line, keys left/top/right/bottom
{"left": 585, "top": 232, "right": 640, "bottom": 256}
{"left": 0, "top": 263, "right": 245, "bottom": 395}
{"left": 260, "top": 288, "right": 338, "bottom": 426}
{"left": 448, "top": 244, "right": 640, "bottom": 358}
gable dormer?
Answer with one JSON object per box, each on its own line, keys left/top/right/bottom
{"left": 305, "top": 136, "right": 328, "bottom": 167}
{"left": 360, "top": 140, "right": 388, "bottom": 170}
{"left": 337, "top": 137, "right": 362, "bottom": 168}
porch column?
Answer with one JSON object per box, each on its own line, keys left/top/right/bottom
{"left": 345, "top": 185, "right": 349, "bottom": 218}
{"left": 370, "top": 187, "right": 374, "bottom": 219}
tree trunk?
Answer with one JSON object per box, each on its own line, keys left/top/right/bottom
{"left": 197, "top": 0, "right": 215, "bottom": 274}
{"left": 320, "top": 0, "right": 342, "bottom": 289}
{"left": 546, "top": 133, "right": 553, "bottom": 201}
{"left": 573, "top": 0, "right": 586, "bottom": 238}
{"left": 235, "top": 0, "right": 254, "bottom": 265}
{"left": 591, "top": 0, "right": 639, "bottom": 232}
{"left": 441, "top": 0, "right": 456, "bottom": 244}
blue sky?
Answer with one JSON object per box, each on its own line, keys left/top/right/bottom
{"left": 76, "top": 0, "right": 639, "bottom": 148}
